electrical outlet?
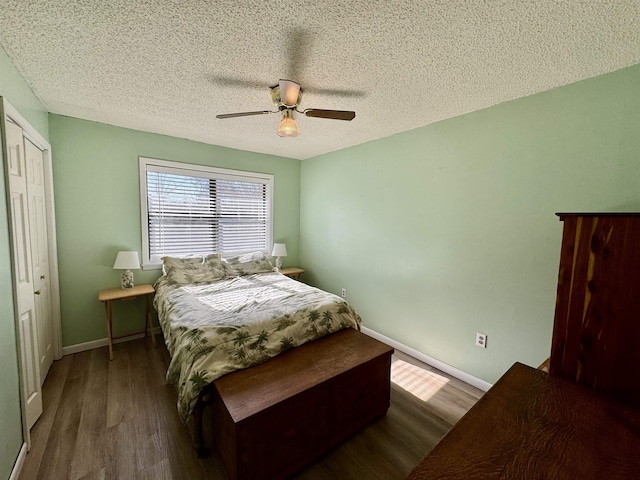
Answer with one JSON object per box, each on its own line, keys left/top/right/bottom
{"left": 476, "top": 332, "right": 487, "bottom": 348}
{"left": 341, "top": 288, "right": 347, "bottom": 298}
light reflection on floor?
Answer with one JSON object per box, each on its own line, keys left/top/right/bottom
{"left": 391, "top": 358, "right": 450, "bottom": 402}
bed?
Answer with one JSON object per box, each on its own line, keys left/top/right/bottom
{"left": 153, "top": 253, "right": 393, "bottom": 479}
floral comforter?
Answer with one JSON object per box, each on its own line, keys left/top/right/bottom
{"left": 154, "top": 272, "right": 362, "bottom": 422}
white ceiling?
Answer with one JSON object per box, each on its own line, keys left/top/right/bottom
{"left": 1, "top": 1, "right": 638, "bottom": 160}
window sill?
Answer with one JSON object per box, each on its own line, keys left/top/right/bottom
{"left": 142, "top": 263, "right": 162, "bottom": 271}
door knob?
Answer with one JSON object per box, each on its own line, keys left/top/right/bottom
{"left": 40, "top": 275, "right": 46, "bottom": 280}
{"left": 34, "top": 290, "right": 41, "bottom": 295}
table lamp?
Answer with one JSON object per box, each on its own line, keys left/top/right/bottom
{"left": 113, "top": 251, "right": 141, "bottom": 289}
{"left": 271, "top": 243, "right": 287, "bottom": 271}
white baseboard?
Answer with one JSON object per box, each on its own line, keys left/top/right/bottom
{"left": 62, "top": 327, "right": 162, "bottom": 356}
{"left": 9, "top": 443, "right": 27, "bottom": 480}
{"left": 361, "top": 326, "right": 492, "bottom": 392}
{"left": 62, "top": 325, "right": 491, "bottom": 391}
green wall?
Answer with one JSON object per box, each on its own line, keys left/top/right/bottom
{"left": 300, "top": 64, "right": 640, "bottom": 385}
{"left": 48, "top": 115, "right": 301, "bottom": 347}
{"left": 0, "top": 44, "right": 49, "bottom": 480}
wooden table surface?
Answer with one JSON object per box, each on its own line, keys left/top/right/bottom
{"left": 407, "top": 362, "right": 640, "bottom": 479}
{"left": 98, "top": 283, "right": 155, "bottom": 302}
{"left": 215, "top": 328, "right": 393, "bottom": 422}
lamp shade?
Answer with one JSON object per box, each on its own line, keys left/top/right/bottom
{"left": 113, "top": 251, "right": 141, "bottom": 270}
{"left": 279, "top": 79, "right": 301, "bottom": 107}
{"left": 271, "top": 243, "right": 287, "bottom": 257}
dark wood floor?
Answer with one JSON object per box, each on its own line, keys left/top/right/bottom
{"left": 19, "top": 337, "right": 483, "bottom": 480}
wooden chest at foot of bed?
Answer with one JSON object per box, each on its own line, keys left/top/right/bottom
{"left": 210, "top": 328, "right": 394, "bottom": 480}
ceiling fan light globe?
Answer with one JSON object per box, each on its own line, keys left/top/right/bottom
{"left": 277, "top": 117, "right": 300, "bottom": 137}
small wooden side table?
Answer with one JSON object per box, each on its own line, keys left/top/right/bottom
{"left": 98, "top": 284, "right": 156, "bottom": 360}
{"left": 279, "top": 267, "right": 305, "bottom": 280}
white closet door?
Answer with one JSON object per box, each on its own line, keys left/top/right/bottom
{"left": 6, "top": 120, "right": 43, "bottom": 429}
{"left": 25, "top": 138, "right": 54, "bottom": 383}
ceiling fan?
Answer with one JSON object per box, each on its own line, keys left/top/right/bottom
{"left": 216, "top": 79, "right": 356, "bottom": 137}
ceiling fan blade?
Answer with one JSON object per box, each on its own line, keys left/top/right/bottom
{"left": 302, "top": 109, "right": 356, "bottom": 121}
{"left": 210, "top": 75, "right": 267, "bottom": 90}
{"left": 302, "top": 86, "right": 366, "bottom": 99}
{"left": 286, "top": 28, "right": 312, "bottom": 81}
{"left": 216, "top": 110, "right": 275, "bottom": 119}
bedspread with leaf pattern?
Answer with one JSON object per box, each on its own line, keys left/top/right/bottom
{"left": 154, "top": 272, "right": 362, "bottom": 422}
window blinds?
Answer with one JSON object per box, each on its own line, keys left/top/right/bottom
{"left": 142, "top": 160, "right": 272, "bottom": 263}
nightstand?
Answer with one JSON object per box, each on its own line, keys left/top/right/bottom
{"left": 279, "top": 267, "right": 305, "bottom": 280}
{"left": 98, "top": 284, "right": 156, "bottom": 360}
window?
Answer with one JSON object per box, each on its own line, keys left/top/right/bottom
{"left": 139, "top": 157, "right": 273, "bottom": 268}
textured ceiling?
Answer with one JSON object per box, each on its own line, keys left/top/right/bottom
{"left": 1, "top": 1, "right": 638, "bottom": 160}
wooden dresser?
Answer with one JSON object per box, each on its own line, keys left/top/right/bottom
{"left": 551, "top": 213, "right": 640, "bottom": 402}
{"left": 407, "top": 213, "right": 640, "bottom": 479}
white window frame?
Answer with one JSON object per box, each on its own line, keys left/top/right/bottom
{"left": 139, "top": 157, "right": 274, "bottom": 270}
